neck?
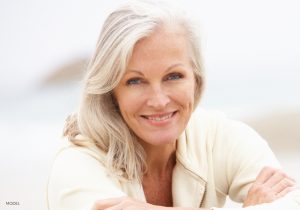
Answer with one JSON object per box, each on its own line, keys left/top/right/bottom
{"left": 142, "top": 141, "right": 177, "bottom": 177}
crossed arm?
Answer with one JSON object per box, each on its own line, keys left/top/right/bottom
{"left": 92, "top": 167, "right": 296, "bottom": 210}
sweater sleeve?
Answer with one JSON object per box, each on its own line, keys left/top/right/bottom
{"left": 226, "top": 120, "right": 281, "bottom": 201}
{"left": 213, "top": 118, "right": 281, "bottom": 201}
{"left": 213, "top": 119, "right": 300, "bottom": 209}
{"left": 47, "top": 146, "right": 125, "bottom": 210}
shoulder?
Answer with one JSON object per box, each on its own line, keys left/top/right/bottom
{"left": 53, "top": 138, "right": 106, "bottom": 165}
{"left": 47, "top": 139, "right": 124, "bottom": 210}
{"left": 48, "top": 138, "right": 115, "bottom": 186}
{"left": 187, "top": 107, "right": 226, "bottom": 134}
{"left": 184, "top": 107, "right": 228, "bottom": 150}
{"left": 186, "top": 107, "right": 269, "bottom": 149}
{"left": 180, "top": 107, "right": 279, "bottom": 170}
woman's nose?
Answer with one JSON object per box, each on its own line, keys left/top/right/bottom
{"left": 146, "top": 86, "right": 170, "bottom": 109}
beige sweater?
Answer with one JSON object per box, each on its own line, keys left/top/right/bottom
{"left": 47, "top": 108, "right": 300, "bottom": 210}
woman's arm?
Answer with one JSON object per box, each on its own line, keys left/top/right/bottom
{"left": 243, "top": 166, "right": 296, "bottom": 207}
{"left": 91, "top": 197, "right": 209, "bottom": 210}
{"left": 214, "top": 189, "right": 300, "bottom": 210}
{"left": 213, "top": 118, "right": 299, "bottom": 209}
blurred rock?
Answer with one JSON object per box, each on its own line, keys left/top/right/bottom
{"left": 41, "top": 58, "right": 88, "bottom": 86}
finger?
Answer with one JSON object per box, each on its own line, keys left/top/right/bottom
{"left": 264, "top": 170, "right": 288, "bottom": 188}
{"left": 92, "top": 197, "right": 126, "bottom": 210}
{"left": 276, "top": 187, "right": 295, "bottom": 198}
{"left": 272, "top": 178, "right": 296, "bottom": 194}
{"left": 255, "top": 166, "right": 276, "bottom": 184}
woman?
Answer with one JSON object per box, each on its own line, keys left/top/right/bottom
{"left": 47, "top": 1, "right": 299, "bottom": 210}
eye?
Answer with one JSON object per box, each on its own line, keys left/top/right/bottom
{"left": 165, "top": 72, "right": 183, "bottom": 81}
{"left": 126, "top": 78, "right": 142, "bottom": 85}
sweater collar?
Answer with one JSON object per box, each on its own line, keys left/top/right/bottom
{"left": 171, "top": 130, "right": 207, "bottom": 207}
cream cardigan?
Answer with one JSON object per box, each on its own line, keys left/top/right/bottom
{"left": 47, "top": 108, "right": 300, "bottom": 210}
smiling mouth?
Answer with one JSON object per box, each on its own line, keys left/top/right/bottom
{"left": 141, "top": 111, "right": 177, "bottom": 122}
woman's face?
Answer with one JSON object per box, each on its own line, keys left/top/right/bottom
{"left": 114, "top": 27, "right": 196, "bottom": 147}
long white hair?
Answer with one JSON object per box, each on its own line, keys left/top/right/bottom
{"left": 64, "top": 0, "right": 204, "bottom": 181}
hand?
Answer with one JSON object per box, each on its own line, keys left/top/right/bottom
{"left": 91, "top": 196, "right": 162, "bottom": 210}
{"left": 243, "top": 166, "right": 296, "bottom": 207}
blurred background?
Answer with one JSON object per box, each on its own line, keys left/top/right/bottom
{"left": 0, "top": 0, "right": 299, "bottom": 209}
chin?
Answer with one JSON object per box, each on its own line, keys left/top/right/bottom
{"left": 140, "top": 132, "right": 179, "bottom": 146}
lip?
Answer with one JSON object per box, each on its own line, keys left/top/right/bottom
{"left": 140, "top": 111, "right": 178, "bottom": 126}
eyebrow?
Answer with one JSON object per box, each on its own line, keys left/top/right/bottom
{"left": 126, "top": 63, "right": 185, "bottom": 76}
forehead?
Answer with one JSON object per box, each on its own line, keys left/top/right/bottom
{"left": 127, "top": 25, "right": 190, "bottom": 70}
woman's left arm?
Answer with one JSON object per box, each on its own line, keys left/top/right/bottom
{"left": 217, "top": 119, "right": 300, "bottom": 209}
{"left": 243, "top": 166, "right": 296, "bottom": 207}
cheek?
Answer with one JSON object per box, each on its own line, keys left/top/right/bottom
{"left": 173, "top": 81, "right": 195, "bottom": 105}
{"left": 118, "top": 99, "right": 135, "bottom": 116}
{"left": 115, "top": 90, "right": 143, "bottom": 118}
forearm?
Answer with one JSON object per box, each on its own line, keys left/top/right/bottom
{"left": 154, "top": 206, "right": 211, "bottom": 210}
{"left": 214, "top": 190, "right": 300, "bottom": 210}
{"left": 161, "top": 207, "right": 209, "bottom": 210}
{"left": 92, "top": 198, "right": 211, "bottom": 210}
{"left": 172, "top": 208, "right": 209, "bottom": 210}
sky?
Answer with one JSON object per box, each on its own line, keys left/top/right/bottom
{"left": 0, "top": 0, "right": 299, "bottom": 113}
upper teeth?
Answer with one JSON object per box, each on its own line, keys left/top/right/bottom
{"left": 145, "top": 113, "right": 173, "bottom": 121}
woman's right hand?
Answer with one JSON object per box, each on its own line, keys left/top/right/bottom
{"left": 243, "top": 166, "right": 296, "bottom": 207}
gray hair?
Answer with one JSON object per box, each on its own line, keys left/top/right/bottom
{"left": 64, "top": 0, "right": 204, "bottom": 181}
